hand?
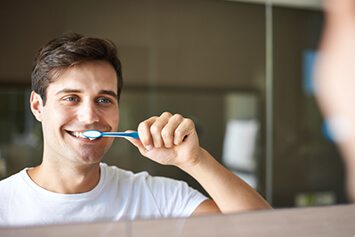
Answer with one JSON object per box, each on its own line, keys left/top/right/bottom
{"left": 126, "top": 112, "right": 202, "bottom": 169}
{"left": 315, "top": 0, "right": 355, "bottom": 144}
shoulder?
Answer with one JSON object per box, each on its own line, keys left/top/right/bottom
{"left": 0, "top": 170, "right": 26, "bottom": 209}
{"left": 0, "top": 170, "right": 29, "bottom": 201}
{"left": 0, "top": 170, "right": 24, "bottom": 189}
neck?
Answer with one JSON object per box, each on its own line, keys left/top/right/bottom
{"left": 27, "top": 159, "right": 101, "bottom": 194}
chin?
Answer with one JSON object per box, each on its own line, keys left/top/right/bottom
{"left": 78, "top": 151, "right": 105, "bottom": 163}
{"left": 63, "top": 140, "right": 113, "bottom": 165}
{"left": 66, "top": 147, "right": 106, "bottom": 165}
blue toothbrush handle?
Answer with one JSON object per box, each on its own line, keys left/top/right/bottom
{"left": 101, "top": 131, "right": 140, "bottom": 139}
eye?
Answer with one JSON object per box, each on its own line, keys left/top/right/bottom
{"left": 96, "top": 97, "right": 112, "bottom": 104}
{"left": 63, "top": 95, "right": 79, "bottom": 103}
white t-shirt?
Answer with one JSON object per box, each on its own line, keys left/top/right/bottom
{"left": 0, "top": 163, "right": 207, "bottom": 227}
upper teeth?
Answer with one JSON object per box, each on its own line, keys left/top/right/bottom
{"left": 71, "top": 131, "right": 85, "bottom": 138}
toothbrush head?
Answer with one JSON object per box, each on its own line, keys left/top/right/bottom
{"left": 81, "top": 130, "right": 102, "bottom": 140}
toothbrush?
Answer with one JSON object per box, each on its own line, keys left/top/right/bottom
{"left": 81, "top": 130, "right": 140, "bottom": 140}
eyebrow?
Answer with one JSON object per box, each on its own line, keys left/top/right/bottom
{"left": 55, "top": 89, "right": 81, "bottom": 95}
{"left": 55, "top": 89, "right": 118, "bottom": 99}
{"left": 99, "top": 90, "right": 118, "bottom": 99}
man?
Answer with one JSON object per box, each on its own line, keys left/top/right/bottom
{"left": 315, "top": 0, "right": 355, "bottom": 202}
{"left": 0, "top": 33, "right": 270, "bottom": 226}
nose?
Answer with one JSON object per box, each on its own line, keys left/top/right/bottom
{"left": 77, "top": 101, "right": 100, "bottom": 125}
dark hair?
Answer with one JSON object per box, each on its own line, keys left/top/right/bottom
{"left": 31, "top": 33, "right": 123, "bottom": 104}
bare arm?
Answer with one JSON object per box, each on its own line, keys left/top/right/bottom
{"left": 183, "top": 148, "right": 271, "bottom": 213}
{"left": 127, "top": 112, "right": 271, "bottom": 214}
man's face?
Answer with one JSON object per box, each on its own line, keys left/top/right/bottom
{"left": 31, "top": 60, "right": 119, "bottom": 165}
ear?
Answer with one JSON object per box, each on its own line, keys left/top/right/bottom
{"left": 30, "top": 91, "right": 44, "bottom": 122}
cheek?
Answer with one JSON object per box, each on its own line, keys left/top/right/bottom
{"left": 107, "top": 108, "right": 119, "bottom": 129}
{"left": 42, "top": 106, "right": 73, "bottom": 128}
{"left": 113, "top": 110, "right": 120, "bottom": 128}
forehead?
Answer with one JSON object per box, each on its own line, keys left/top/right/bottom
{"left": 47, "top": 60, "right": 118, "bottom": 95}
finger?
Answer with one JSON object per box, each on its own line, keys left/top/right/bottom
{"left": 124, "top": 130, "right": 149, "bottom": 154}
{"left": 123, "top": 130, "right": 146, "bottom": 154}
{"left": 174, "top": 118, "right": 195, "bottom": 146}
{"left": 150, "top": 112, "right": 172, "bottom": 148}
{"left": 125, "top": 136, "right": 146, "bottom": 153}
{"left": 138, "top": 116, "right": 157, "bottom": 150}
{"left": 161, "top": 114, "right": 184, "bottom": 148}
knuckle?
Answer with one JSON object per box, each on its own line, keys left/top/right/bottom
{"left": 184, "top": 118, "right": 193, "bottom": 124}
{"left": 185, "top": 118, "right": 195, "bottom": 127}
{"left": 138, "top": 121, "right": 148, "bottom": 132}
{"left": 172, "top": 113, "right": 183, "bottom": 121}
{"left": 138, "top": 121, "right": 146, "bottom": 128}
{"left": 161, "top": 112, "right": 172, "bottom": 117}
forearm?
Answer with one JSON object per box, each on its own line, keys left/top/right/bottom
{"left": 341, "top": 139, "right": 355, "bottom": 202}
{"left": 180, "top": 148, "right": 271, "bottom": 213}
